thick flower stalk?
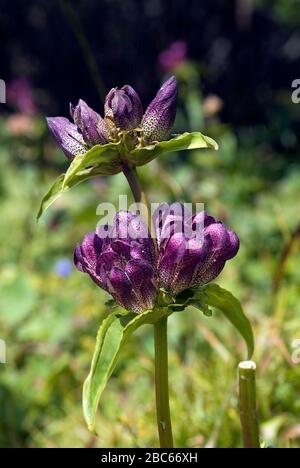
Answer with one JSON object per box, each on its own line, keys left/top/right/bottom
{"left": 74, "top": 208, "right": 239, "bottom": 312}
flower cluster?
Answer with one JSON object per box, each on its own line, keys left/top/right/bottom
{"left": 47, "top": 76, "right": 178, "bottom": 160}
{"left": 74, "top": 208, "right": 239, "bottom": 313}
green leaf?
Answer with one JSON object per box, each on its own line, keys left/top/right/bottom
{"left": 83, "top": 307, "right": 170, "bottom": 433}
{"left": 37, "top": 131, "right": 218, "bottom": 220}
{"left": 37, "top": 173, "right": 66, "bottom": 221}
{"left": 36, "top": 166, "right": 113, "bottom": 221}
{"left": 129, "top": 132, "right": 218, "bottom": 166}
{"left": 197, "top": 284, "right": 254, "bottom": 359}
{"left": 62, "top": 142, "right": 122, "bottom": 188}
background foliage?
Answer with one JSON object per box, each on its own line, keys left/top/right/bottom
{"left": 0, "top": 0, "right": 300, "bottom": 448}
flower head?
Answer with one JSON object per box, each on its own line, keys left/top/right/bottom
{"left": 155, "top": 208, "right": 239, "bottom": 296}
{"left": 74, "top": 207, "right": 239, "bottom": 313}
{"left": 105, "top": 85, "right": 143, "bottom": 131}
{"left": 46, "top": 78, "right": 180, "bottom": 166}
{"left": 142, "top": 76, "right": 178, "bottom": 142}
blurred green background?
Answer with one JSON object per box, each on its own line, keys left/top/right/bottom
{"left": 1, "top": 0, "right": 300, "bottom": 448}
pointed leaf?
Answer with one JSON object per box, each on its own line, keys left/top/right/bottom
{"left": 83, "top": 307, "right": 169, "bottom": 433}
{"left": 129, "top": 132, "right": 218, "bottom": 166}
{"left": 63, "top": 142, "right": 122, "bottom": 188}
{"left": 198, "top": 284, "right": 254, "bottom": 359}
{"left": 37, "top": 166, "right": 111, "bottom": 221}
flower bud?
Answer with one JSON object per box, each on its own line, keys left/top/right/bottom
{"left": 105, "top": 85, "right": 143, "bottom": 130}
{"left": 70, "top": 99, "right": 110, "bottom": 146}
{"left": 156, "top": 209, "right": 239, "bottom": 295}
{"left": 142, "top": 76, "right": 178, "bottom": 142}
{"left": 46, "top": 117, "right": 86, "bottom": 160}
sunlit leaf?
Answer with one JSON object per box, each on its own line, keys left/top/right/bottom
{"left": 37, "top": 132, "right": 218, "bottom": 220}
{"left": 130, "top": 132, "right": 218, "bottom": 166}
{"left": 37, "top": 166, "right": 112, "bottom": 221}
{"left": 62, "top": 142, "right": 122, "bottom": 188}
{"left": 83, "top": 307, "right": 169, "bottom": 433}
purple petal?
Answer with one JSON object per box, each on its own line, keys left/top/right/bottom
{"left": 80, "top": 233, "right": 103, "bottom": 269}
{"left": 107, "top": 267, "right": 133, "bottom": 311}
{"left": 105, "top": 85, "right": 143, "bottom": 130}
{"left": 96, "top": 250, "right": 119, "bottom": 272}
{"left": 125, "top": 260, "right": 157, "bottom": 311}
{"left": 125, "top": 259, "right": 154, "bottom": 289}
{"left": 72, "top": 99, "right": 109, "bottom": 146}
{"left": 74, "top": 244, "right": 85, "bottom": 272}
{"left": 191, "top": 223, "right": 240, "bottom": 286}
{"left": 192, "top": 211, "right": 216, "bottom": 230}
{"left": 158, "top": 233, "right": 186, "bottom": 288}
{"left": 46, "top": 116, "right": 86, "bottom": 160}
{"left": 142, "top": 76, "right": 178, "bottom": 142}
{"left": 111, "top": 240, "right": 131, "bottom": 258}
{"left": 226, "top": 231, "right": 240, "bottom": 259}
{"left": 121, "top": 85, "right": 143, "bottom": 127}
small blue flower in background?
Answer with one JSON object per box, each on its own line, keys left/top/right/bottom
{"left": 54, "top": 258, "right": 73, "bottom": 278}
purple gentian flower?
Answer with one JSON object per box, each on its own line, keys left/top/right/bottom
{"left": 46, "top": 117, "right": 86, "bottom": 160}
{"left": 142, "top": 76, "right": 178, "bottom": 142}
{"left": 104, "top": 85, "right": 143, "bottom": 131}
{"left": 46, "top": 77, "right": 179, "bottom": 162}
{"left": 74, "top": 212, "right": 157, "bottom": 313}
{"left": 74, "top": 208, "right": 239, "bottom": 313}
{"left": 155, "top": 209, "right": 239, "bottom": 296}
{"left": 70, "top": 99, "right": 110, "bottom": 146}
{"left": 47, "top": 99, "right": 109, "bottom": 160}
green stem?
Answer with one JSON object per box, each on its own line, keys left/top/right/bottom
{"left": 154, "top": 316, "right": 174, "bottom": 448}
{"left": 239, "top": 361, "right": 260, "bottom": 448}
{"left": 122, "top": 163, "right": 157, "bottom": 248}
{"left": 122, "top": 164, "right": 173, "bottom": 448}
{"left": 122, "top": 163, "right": 143, "bottom": 204}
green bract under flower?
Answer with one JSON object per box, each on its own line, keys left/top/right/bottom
{"left": 37, "top": 131, "right": 218, "bottom": 220}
